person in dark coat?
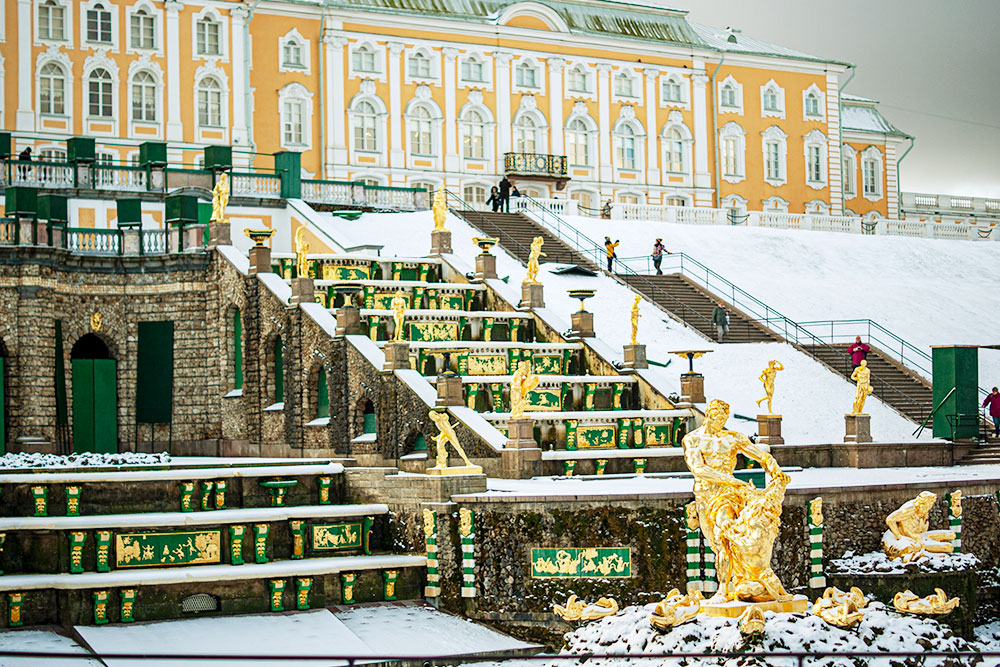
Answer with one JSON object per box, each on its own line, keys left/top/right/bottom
{"left": 712, "top": 300, "right": 729, "bottom": 342}
{"left": 498, "top": 177, "right": 511, "bottom": 212}
{"left": 848, "top": 336, "right": 870, "bottom": 369}
{"left": 983, "top": 387, "right": 1000, "bottom": 437}
{"left": 486, "top": 186, "right": 500, "bottom": 212}
{"left": 17, "top": 147, "right": 31, "bottom": 180}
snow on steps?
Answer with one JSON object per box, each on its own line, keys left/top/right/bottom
{"left": 0, "top": 461, "right": 345, "bottom": 484}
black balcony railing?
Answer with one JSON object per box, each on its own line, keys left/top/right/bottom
{"left": 504, "top": 152, "right": 568, "bottom": 178}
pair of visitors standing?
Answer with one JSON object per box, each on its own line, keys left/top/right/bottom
{"left": 984, "top": 387, "right": 1000, "bottom": 438}
{"left": 604, "top": 236, "right": 619, "bottom": 272}
{"left": 497, "top": 177, "right": 512, "bottom": 212}
{"left": 848, "top": 336, "right": 870, "bottom": 369}
{"left": 712, "top": 300, "right": 729, "bottom": 342}
{"left": 651, "top": 238, "right": 668, "bottom": 275}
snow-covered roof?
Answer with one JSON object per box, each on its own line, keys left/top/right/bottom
{"left": 689, "top": 23, "right": 850, "bottom": 65}
{"left": 842, "top": 97, "right": 912, "bottom": 138}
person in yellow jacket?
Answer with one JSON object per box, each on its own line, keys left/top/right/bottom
{"left": 604, "top": 236, "right": 619, "bottom": 272}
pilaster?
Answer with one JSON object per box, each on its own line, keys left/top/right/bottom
{"left": 692, "top": 72, "right": 711, "bottom": 195}
{"left": 15, "top": 0, "right": 34, "bottom": 130}
{"left": 495, "top": 52, "right": 513, "bottom": 175}
{"left": 443, "top": 47, "right": 459, "bottom": 173}
{"left": 165, "top": 0, "right": 184, "bottom": 142}
{"left": 826, "top": 73, "right": 843, "bottom": 215}
{"left": 229, "top": 5, "right": 249, "bottom": 149}
{"left": 547, "top": 58, "right": 565, "bottom": 156}
{"left": 324, "top": 34, "right": 348, "bottom": 176}
{"left": 644, "top": 69, "right": 659, "bottom": 186}
{"left": 388, "top": 42, "right": 405, "bottom": 170}
{"left": 597, "top": 63, "right": 612, "bottom": 182}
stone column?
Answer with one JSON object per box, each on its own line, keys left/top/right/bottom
{"left": 229, "top": 6, "right": 249, "bottom": 148}
{"left": 547, "top": 58, "right": 565, "bottom": 156}
{"left": 597, "top": 64, "right": 613, "bottom": 182}
{"left": 679, "top": 373, "right": 705, "bottom": 404}
{"left": 495, "top": 52, "right": 513, "bottom": 175}
{"left": 443, "top": 48, "right": 459, "bottom": 174}
{"left": 435, "top": 374, "right": 463, "bottom": 407}
{"left": 691, "top": 72, "right": 712, "bottom": 205}
{"left": 623, "top": 343, "right": 648, "bottom": 370}
{"left": 501, "top": 418, "right": 542, "bottom": 479}
{"left": 248, "top": 245, "right": 272, "bottom": 275}
{"left": 756, "top": 414, "right": 784, "bottom": 445}
{"left": 165, "top": 0, "right": 185, "bottom": 142}
{"left": 388, "top": 42, "right": 405, "bottom": 171}
{"left": 570, "top": 310, "right": 594, "bottom": 338}
{"left": 520, "top": 283, "right": 544, "bottom": 309}
{"left": 15, "top": 0, "right": 34, "bottom": 130}
{"left": 644, "top": 69, "right": 660, "bottom": 186}
{"left": 844, "top": 414, "right": 872, "bottom": 444}
{"left": 290, "top": 277, "right": 315, "bottom": 306}
{"left": 382, "top": 341, "right": 410, "bottom": 371}
{"left": 475, "top": 253, "right": 497, "bottom": 280}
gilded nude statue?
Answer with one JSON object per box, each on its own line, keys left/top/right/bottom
{"left": 427, "top": 410, "right": 480, "bottom": 473}
{"left": 523, "top": 237, "right": 546, "bottom": 285}
{"left": 432, "top": 186, "right": 448, "bottom": 232}
{"left": 509, "top": 360, "right": 540, "bottom": 420}
{"left": 294, "top": 227, "right": 310, "bottom": 279}
{"left": 211, "top": 173, "right": 229, "bottom": 223}
{"left": 630, "top": 296, "right": 641, "bottom": 346}
{"left": 850, "top": 359, "right": 873, "bottom": 414}
{"left": 390, "top": 291, "right": 407, "bottom": 342}
{"left": 755, "top": 360, "right": 784, "bottom": 415}
{"left": 881, "top": 491, "right": 955, "bottom": 562}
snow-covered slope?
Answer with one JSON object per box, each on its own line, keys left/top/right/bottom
{"left": 313, "top": 210, "right": 929, "bottom": 444}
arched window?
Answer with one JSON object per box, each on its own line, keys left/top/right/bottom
{"left": 763, "top": 88, "right": 779, "bottom": 112}
{"left": 282, "top": 39, "right": 303, "bottom": 68}
{"left": 862, "top": 147, "right": 883, "bottom": 200}
{"left": 197, "top": 77, "right": 222, "bottom": 127}
{"left": 86, "top": 3, "right": 112, "bottom": 43}
{"left": 614, "top": 72, "right": 635, "bottom": 98}
{"left": 614, "top": 125, "right": 637, "bottom": 170}
{"left": 662, "top": 76, "right": 684, "bottom": 104}
{"left": 39, "top": 0, "right": 66, "bottom": 40}
{"left": 460, "top": 55, "right": 485, "bottom": 83}
{"left": 316, "top": 368, "right": 329, "bottom": 419}
{"left": 515, "top": 114, "right": 539, "bottom": 153}
{"left": 719, "top": 121, "right": 746, "bottom": 182}
{"left": 761, "top": 125, "right": 788, "bottom": 186}
{"left": 408, "top": 52, "right": 431, "bottom": 78}
{"left": 760, "top": 80, "right": 785, "bottom": 118}
{"left": 842, "top": 145, "right": 857, "bottom": 197}
{"left": 567, "top": 67, "right": 589, "bottom": 93}
{"left": 802, "top": 84, "right": 825, "bottom": 120}
{"left": 130, "top": 7, "right": 156, "bottom": 49}
{"left": 663, "top": 127, "right": 684, "bottom": 173}
{"left": 353, "top": 100, "right": 378, "bottom": 151}
{"left": 515, "top": 62, "right": 537, "bottom": 88}
{"left": 566, "top": 118, "right": 591, "bottom": 166}
{"left": 131, "top": 71, "right": 157, "bottom": 121}
{"left": 352, "top": 44, "right": 377, "bottom": 73}
{"left": 409, "top": 105, "right": 433, "bottom": 155}
{"left": 462, "top": 109, "right": 486, "bottom": 159}
{"left": 40, "top": 63, "right": 66, "bottom": 115}
{"left": 463, "top": 184, "right": 487, "bottom": 207}
{"left": 88, "top": 69, "right": 113, "bottom": 118}
{"left": 803, "top": 129, "right": 827, "bottom": 187}
{"left": 804, "top": 92, "right": 820, "bottom": 117}
{"left": 195, "top": 16, "right": 220, "bottom": 56}
{"left": 721, "top": 83, "right": 737, "bottom": 108}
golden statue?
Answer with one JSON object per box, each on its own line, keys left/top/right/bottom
{"left": 893, "top": 588, "right": 960, "bottom": 615}
{"left": 881, "top": 491, "right": 955, "bottom": 562}
{"left": 432, "top": 186, "right": 448, "bottom": 232}
{"left": 649, "top": 589, "right": 702, "bottom": 629}
{"left": 682, "top": 399, "right": 802, "bottom": 611}
{"left": 849, "top": 359, "right": 873, "bottom": 414}
{"left": 737, "top": 606, "right": 766, "bottom": 635}
{"left": 427, "top": 410, "right": 482, "bottom": 474}
{"left": 809, "top": 497, "right": 823, "bottom": 526}
{"left": 390, "top": 291, "right": 407, "bottom": 342}
{"left": 812, "top": 586, "right": 867, "bottom": 628}
{"left": 294, "top": 226, "right": 310, "bottom": 279}
{"left": 755, "top": 360, "right": 784, "bottom": 415}
{"left": 553, "top": 595, "right": 619, "bottom": 622}
{"left": 509, "top": 360, "right": 540, "bottom": 420}
{"left": 211, "top": 173, "right": 230, "bottom": 223}
{"left": 523, "top": 236, "right": 546, "bottom": 285}
{"left": 422, "top": 508, "right": 435, "bottom": 537}
{"left": 950, "top": 489, "right": 962, "bottom": 518}
{"left": 630, "top": 296, "right": 641, "bottom": 346}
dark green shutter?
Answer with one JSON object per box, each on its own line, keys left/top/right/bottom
{"left": 233, "top": 309, "right": 243, "bottom": 390}
{"left": 317, "top": 368, "right": 329, "bottom": 418}
{"left": 363, "top": 412, "right": 376, "bottom": 434}
{"left": 0, "top": 356, "right": 5, "bottom": 454}
{"left": 55, "top": 321, "right": 68, "bottom": 427}
{"left": 136, "top": 322, "right": 174, "bottom": 424}
{"left": 413, "top": 433, "right": 426, "bottom": 451}
{"left": 274, "top": 337, "right": 284, "bottom": 403}
{"left": 72, "top": 360, "right": 96, "bottom": 453}
{"left": 93, "top": 359, "right": 118, "bottom": 453}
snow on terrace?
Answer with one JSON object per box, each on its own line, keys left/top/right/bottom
{"left": 315, "top": 210, "right": 929, "bottom": 445}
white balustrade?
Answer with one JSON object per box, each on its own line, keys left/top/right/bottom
{"left": 230, "top": 173, "right": 281, "bottom": 199}
{"left": 513, "top": 197, "right": 578, "bottom": 217}
{"left": 94, "top": 166, "right": 148, "bottom": 192}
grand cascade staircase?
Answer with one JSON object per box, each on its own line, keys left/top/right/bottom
{"left": 451, "top": 209, "right": 598, "bottom": 269}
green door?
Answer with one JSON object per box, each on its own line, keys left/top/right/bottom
{"left": 72, "top": 358, "right": 118, "bottom": 453}
{"left": 0, "top": 357, "right": 5, "bottom": 454}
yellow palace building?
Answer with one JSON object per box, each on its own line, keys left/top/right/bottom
{"left": 1, "top": 0, "right": 911, "bottom": 217}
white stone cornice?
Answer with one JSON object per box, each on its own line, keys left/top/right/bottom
{"left": 165, "top": 0, "right": 183, "bottom": 13}
{"left": 442, "top": 47, "right": 459, "bottom": 61}
{"left": 229, "top": 5, "right": 247, "bottom": 20}
{"left": 691, "top": 73, "right": 709, "bottom": 87}
{"left": 643, "top": 68, "right": 659, "bottom": 81}
{"left": 494, "top": 52, "right": 513, "bottom": 66}
{"left": 547, "top": 56, "right": 565, "bottom": 71}
{"left": 388, "top": 41, "right": 404, "bottom": 56}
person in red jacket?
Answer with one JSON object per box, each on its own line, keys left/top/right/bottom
{"left": 984, "top": 387, "right": 1000, "bottom": 437}
{"left": 848, "top": 336, "right": 870, "bottom": 369}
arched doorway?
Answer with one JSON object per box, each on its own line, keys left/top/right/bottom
{"left": 71, "top": 334, "right": 117, "bottom": 453}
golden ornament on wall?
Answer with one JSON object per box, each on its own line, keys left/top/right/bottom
{"left": 893, "top": 588, "right": 960, "bottom": 615}
{"left": 90, "top": 312, "right": 103, "bottom": 332}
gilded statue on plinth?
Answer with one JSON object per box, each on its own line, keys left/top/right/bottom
{"left": 630, "top": 296, "right": 641, "bottom": 346}
{"left": 294, "top": 227, "right": 310, "bottom": 279}
{"left": 427, "top": 410, "right": 482, "bottom": 475}
{"left": 211, "top": 173, "right": 230, "bottom": 223}
{"left": 893, "top": 588, "right": 960, "bottom": 615}
{"left": 390, "top": 291, "right": 407, "bottom": 342}
{"left": 881, "top": 491, "right": 955, "bottom": 562}
{"left": 755, "top": 360, "right": 784, "bottom": 415}
{"left": 432, "top": 186, "right": 448, "bottom": 232}
{"left": 523, "top": 236, "right": 546, "bottom": 285}
{"left": 850, "top": 359, "right": 873, "bottom": 414}
{"left": 682, "top": 399, "right": 806, "bottom": 614}
{"left": 509, "top": 360, "right": 540, "bottom": 420}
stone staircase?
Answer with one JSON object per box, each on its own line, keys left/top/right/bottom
{"left": 0, "top": 460, "right": 425, "bottom": 628}
{"left": 451, "top": 210, "right": 597, "bottom": 269}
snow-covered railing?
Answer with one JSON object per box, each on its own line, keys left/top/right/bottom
{"left": 512, "top": 197, "right": 578, "bottom": 217}
{"left": 93, "top": 165, "right": 148, "bottom": 193}
{"left": 610, "top": 203, "right": 999, "bottom": 241}
{"left": 230, "top": 171, "right": 282, "bottom": 199}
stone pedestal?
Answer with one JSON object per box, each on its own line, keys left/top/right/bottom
{"left": 570, "top": 311, "right": 595, "bottom": 338}
{"left": 756, "top": 414, "right": 784, "bottom": 445}
{"left": 435, "top": 374, "right": 463, "bottom": 407}
{"left": 844, "top": 413, "right": 873, "bottom": 443}
{"left": 209, "top": 220, "right": 231, "bottom": 246}
{"left": 335, "top": 306, "right": 362, "bottom": 336}
{"left": 475, "top": 253, "right": 497, "bottom": 280}
{"left": 679, "top": 373, "right": 705, "bottom": 404}
{"left": 501, "top": 418, "right": 541, "bottom": 479}
{"left": 122, "top": 228, "right": 141, "bottom": 255}
{"left": 430, "top": 230, "right": 452, "bottom": 255}
{"left": 623, "top": 344, "right": 648, "bottom": 370}
{"left": 184, "top": 224, "right": 205, "bottom": 251}
{"left": 383, "top": 341, "right": 411, "bottom": 371}
{"left": 521, "top": 283, "right": 545, "bottom": 309}
{"left": 249, "top": 246, "right": 272, "bottom": 275}
{"left": 290, "top": 277, "right": 315, "bottom": 306}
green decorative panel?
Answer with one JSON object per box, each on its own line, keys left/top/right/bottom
{"left": 5, "top": 187, "right": 38, "bottom": 217}
{"left": 312, "top": 522, "right": 363, "bottom": 551}
{"left": 576, "top": 424, "right": 617, "bottom": 449}
{"left": 532, "top": 355, "right": 562, "bottom": 375}
{"left": 165, "top": 193, "right": 199, "bottom": 225}
{"left": 116, "top": 198, "right": 142, "bottom": 227}
{"left": 409, "top": 321, "right": 459, "bottom": 342}
{"left": 527, "top": 388, "right": 562, "bottom": 411}
{"left": 530, "top": 547, "right": 631, "bottom": 578}
{"left": 644, "top": 422, "right": 679, "bottom": 447}
{"left": 465, "top": 354, "right": 508, "bottom": 375}
{"left": 115, "top": 531, "right": 222, "bottom": 568}
{"left": 321, "top": 264, "right": 370, "bottom": 280}
{"left": 438, "top": 295, "right": 465, "bottom": 311}
{"left": 38, "top": 194, "right": 69, "bottom": 223}
{"left": 136, "top": 322, "right": 174, "bottom": 424}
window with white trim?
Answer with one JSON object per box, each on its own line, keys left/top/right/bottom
{"left": 88, "top": 68, "right": 113, "bottom": 118}
{"left": 566, "top": 117, "right": 592, "bottom": 166}
{"left": 197, "top": 77, "right": 223, "bottom": 127}
{"left": 515, "top": 62, "right": 537, "bottom": 88}
{"left": 352, "top": 45, "right": 378, "bottom": 73}
{"left": 515, "top": 114, "right": 539, "bottom": 153}
{"left": 760, "top": 80, "right": 784, "bottom": 118}
{"left": 460, "top": 55, "right": 485, "bottom": 83}
{"left": 282, "top": 99, "right": 304, "bottom": 145}
{"left": 409, "top": 105, "right": 433, "bottom": 155}
{"left": 614, "top": 72, "right": 636, "bottom": 98}
{"left": 567, "top": 66, "right": 589, "bottom": 93}
{"left": 570, "top": 189, "right": 594, "bottom": 213}
{"left": 408, "top": 53, "right": 431, "bottom": 79}
{"left": 463, "top": 184, "right": 488, "bottom": 207}
{"left": 718, "top": 122, "right": 746, "bottom": 181}
{"left": 663, "top": 127, "right": 684, "bottom": 173}
{"left": 461, "top": 108, "right": 486, "bottom": 159}
{"left": 804, "top": 92, "right": 820, "bottom": 117}
{"left": 842, "top": 146, "right": 857, "bottom": 197}
{"left": 718, "top": 75, "right": 743, "bottom": 114}
{"left": 862, "top": 147, "right": 883, "bottom": 200}
{"left": 802, "top": 84, "right": 825, "bottom": 121}
{"left": 614, "top": 125, "right": 637, "bottom": 170}
{"left": 283, "top": 39, "right": 304, "bottom": 68}
{"left": 765, "top": 141, "right": 780, "bottom": 180}
{"left": 39, "top": 0, "right": 66, "bottom": 40}
{"left": 665, "top": 196, "right": 688, "bottom": 207}
{"left": 721, "top": 84, "right": 736, "bottom": 107}
{"left": 39, "top": 63, "right": 66, "bottom": 115}
{"left": 618, "top": 193, "right": 640, "bottom": 204}
{"left": 353, "top": 100, "right": 378, "bottom": 151}
{"left": 86, "top": 3, "right": 112, "bottom": 43}
{"left": 760, "top": 125, "right": 787, "bottom": 186}
{"left": 661, "top": 75, "right": 687, "bottom": 106}
{"left": 195, "top": 16, "right": 220, "bottom": 56}
{"left": 803, "top": 129, "right": 827, "bottom": 187}
{"left": 807, "top": 145, "right": 821, "bottom": 182}
{"left": 131, "top": 70, "right": 157, "bottom": 121}
{"left": 130, "top": 8, "right": 156, "bottom": 49}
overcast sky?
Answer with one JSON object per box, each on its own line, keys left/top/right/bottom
{"left": 655, "top": 0, "right": 1000, "bottom": 197}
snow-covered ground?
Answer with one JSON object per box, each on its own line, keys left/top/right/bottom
{"left": 315, "top": 210, "right": 938, "bottom": 444}
{"left": 0, "top": 452, "right": 171, "bottom": 469}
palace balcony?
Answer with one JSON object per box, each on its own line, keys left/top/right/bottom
{"left": 504, "top": 152, "right": 570, "bottom": 190}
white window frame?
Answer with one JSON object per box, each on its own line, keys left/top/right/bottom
{"left": 191, "top": 7, "right": 228, "bottom": 60}
{"left": 126, "top": 55, "right": 163, "bottom": 137}
{"left": 513, "top": 58, "right": 542, "bottom": 93}
{"left": 762, "top": 196, "right": 789, "bottom": 212}
{"left": 458, "top": 93, "right": 494, "bottom": 164}
{"left": 564, "top": 112, "right": 596, "bottom": 168}
{"left": 802, "top": 83, "right": 825, "bottom": 121}
{"left": 278, "top": 28, "right": 310, "bottom": 74}
{"left": 512, "top": 107, "right": 547, "bottom": 154}
{"left": 718, "top": 121, "right": 746, "bottom": 183}
{"left": 803, "top": 129, "right": 828, "bottom": 189}
{"left": 612, "top": 114, "right": 644, "bottom": 173}
{"left": 405, "top": 100, "right": 440, "bottom": 158}
{"left": 404, "top": 46, "right": 438, "bottom": 84}
{"left": 347, "top": 89, "right": 388, "bottom": 160}
{"left": 660, "top": 73, "right": 690, "bottom": 109}
{"left": 612, "top": 69, "right": 638, "bottom": 102}
{"left": 660, "top": 112, "right": 692, "bottom": 177}
{"left": 86, "top": 66, "right": 114, "bottom": 119}
{"left": 568, "top": 188, "right": 599, "bottom": 214}
{"left": 458, "top": 51, "right": 493, "bottom": 90}
{"left": 125, "top": 1, "right": 162, "bottom": 55}
{"left": 462, "top": 182, "right": 490, "bottom": 208}
{"left": 806, "top": 199, "right": 831, "bottom": 214}
{"left": 760, "top": 79, "right": 785, "bottom": 119}
{"left": 761, "top": 125, "right": 788, "bottom": 186}
{"left": 348, "top": 41, "right": 386, "bottom": 82}
{"left": 841, "top": 144, "right": 857, "bottom": 198}
{"left": 278, "top": 82, "right": 313, "bottom": 149}
{"left": 193, "top": 64, "right": 229, "bottom": 142}
{"left": 717, "top": 74, "right": 743, "bottom": 115}
{"left": 564, "top": 64, "right": 595, "bottom": 100}
{"left": 861, "top": 145, "right": 883, "bottom": 201}
{"left": 81, "top": 0, "right": 117, "bottom": 50}
{"left": 36, "top": 50, "right": 72, "bottom": 117}
{"left": 36, "top": 0, "right": 72, "bottom": 46}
